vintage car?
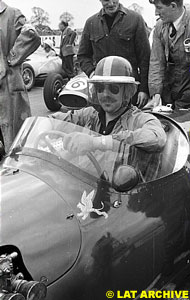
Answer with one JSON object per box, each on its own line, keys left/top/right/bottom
{"left": 43, "top": 69, "right": 84, "bottom": 112}
{"left": 22, "top": 47, "right": 63, "bottom": 91}
{"left": 0, "top": 104, "right": 190, "bottom": 299}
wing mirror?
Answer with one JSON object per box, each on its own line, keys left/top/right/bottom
{"left": 112, "top": 165, "right": 139, "bottom": 192}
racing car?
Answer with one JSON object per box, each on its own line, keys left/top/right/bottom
{"left": 22, "top": 47, "right": 63, "bottom": 91}
{"left": 43, "top": 66, "right": 84, "bottom": 112}
{"left": 0, "top": 102, "right": 190, "bottom": 299}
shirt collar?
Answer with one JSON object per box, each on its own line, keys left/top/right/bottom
{"left": 0, "top": 1, "right": 7, "bottom": 14}
{"left": 98, "top": 105, "right": 131, "bottom": 125}
{"left": 100, "top": 3, "right": 127, "bottom": 17}
{"left": 173, "top": 7, "right": 185, "bottom": 31}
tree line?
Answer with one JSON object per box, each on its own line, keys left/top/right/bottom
{"left": 28, "top": 3, "right": 145, "bottom": 34}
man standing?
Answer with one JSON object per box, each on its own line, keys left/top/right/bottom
{"left": 0, "top": 1, "right": 41, "bottom": 152}
{"left": 147, "top": 0, "right": 190, "bottom": 109}
{"left": 59, "top": 21, "right": 77, "bottom": 79}
{"left": 77, "top": 0, "right": 150, "bottom": 108}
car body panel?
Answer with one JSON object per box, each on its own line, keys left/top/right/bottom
{"left": 23, "top": 47, "right": 62, "bottom": 80}
{"left": 1, "top": 166, "right": 81, "bottom": 284}
{"left": 1, "top": 112, "right": 190, "bottom": 299}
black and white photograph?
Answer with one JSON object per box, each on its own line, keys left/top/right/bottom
{"left": 0, "top": 0, "right": 190, "bottom": 299}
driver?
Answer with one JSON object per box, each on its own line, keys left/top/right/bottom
{"left": 51, "top": 56, "right": 166, "bottom": 180}
{"left": 43, "top": 39, "right": 56, "bottom": 58}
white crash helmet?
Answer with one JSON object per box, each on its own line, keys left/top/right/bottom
{"left": 44, "top": 39, "right": 53, "bottom": 49}
{"left": 88, "top": 56, "right": 139, "bottom": 105}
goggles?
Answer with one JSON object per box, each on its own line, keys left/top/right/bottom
{"left": 94, "top": 83, "right": 122, "bottom": 95}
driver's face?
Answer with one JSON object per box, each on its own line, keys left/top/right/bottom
{"left": 99, "top": 0, "right": 120, "bottom": 16}
{"left": 96, "top": 83, "right": 125, "bottom": 114}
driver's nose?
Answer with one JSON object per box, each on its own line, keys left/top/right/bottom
{"left": 107, "top": 0, "right": 115, "bottom": 5}
{"left": 155, "top": 7, "right": 160, "bottom": 16}
{"left": 102, "top": 85, "right": 110, "bottom": 96}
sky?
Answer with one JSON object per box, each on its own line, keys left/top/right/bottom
{"left": 5, "top": 0, "right": 157, "bottom": 29}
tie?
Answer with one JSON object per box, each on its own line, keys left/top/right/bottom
{"left": 169, "top": 23, "right": 176, "bottom": 38}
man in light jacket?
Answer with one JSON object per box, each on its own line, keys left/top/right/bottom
{"left": 0, "top": 1, "right": 41, "bottom": 152}
{"left": 147, "top": 0, "right": 190, "bottom": 109}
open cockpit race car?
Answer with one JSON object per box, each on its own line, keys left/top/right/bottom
{"left": 22, "top": 47, "right": 63, "bottom": 91}
{"left": 43, "top": 72, "right": 88, "bottom": 112}
{"left": 22, "top": 46, "right": 80, "bottom": 92}
{"left": 0, "top": 103, "right": 190, "bottom": 299}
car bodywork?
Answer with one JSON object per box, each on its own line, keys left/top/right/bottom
{"left": 0, "top": 110, "right": 190, "bottom": 300}
{"left": 22, "top": 47, "right": 63, "bottom": 90}
{"left": 43, "top": 72, "right": 88, "bottom": 112}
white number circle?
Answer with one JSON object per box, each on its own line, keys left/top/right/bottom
{"left": 66, "top": 78, "right": 87, "bottom": 91}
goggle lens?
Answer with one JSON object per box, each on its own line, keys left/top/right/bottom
{"left": 95, "top": 83, "right": 120, "bottom": 95}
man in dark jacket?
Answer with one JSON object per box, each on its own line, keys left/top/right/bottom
{"left": 59, "top": 21, "right": 77, "bottom": 79}
{"left": 77, "top": 0, "right": 151, "bottom": 108}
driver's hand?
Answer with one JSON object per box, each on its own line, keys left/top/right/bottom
{"left": 136, "top": 92, "right": 149, "bottom": 109}
{"left": 63, "top": 132, "right": 94, "bottom": 155}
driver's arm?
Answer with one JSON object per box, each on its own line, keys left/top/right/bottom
{"left": 61, "top": 117, "right": 166, "bottom": 156}
{"left": 50, "top": 108, "right": 166, "bottom": 154}
{"left": 111, "top": 114, "right": 166, "bottom": 152}
{"left": 89, "top": 113, "right": 166, "bottom": 153}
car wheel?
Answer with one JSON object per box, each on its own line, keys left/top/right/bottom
{"left": 43, "top": 73, "right": 67, "bottom": 111}
{"left": 22, "top": 64, "right": 35, "bottom": 91}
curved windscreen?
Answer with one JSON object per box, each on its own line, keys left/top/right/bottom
{"left": 7, "top": 116, "right": 189, "bottom": 184}
{"left": 8, "top": 117, "right": 120, "bottom": 182}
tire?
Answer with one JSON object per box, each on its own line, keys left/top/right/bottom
{"left": 22, "top": 64, "right": 35, "bottom": 91}
{"left": 43, "top": 73, "right": 65, "bottom": 111}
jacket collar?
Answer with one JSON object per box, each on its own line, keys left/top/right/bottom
{"left": 98, "top": 3, "right": 127, "bottom": 17}
{"left": 173, "top": 7, "right": 185, "bottom": 31}
{"left": 176, "top": 7, "right": 190, "bottom": 40}
{"left": 180, "top": 7, "right": 190, "bottom": 30}
{"left": 0, "top": 1, "right": 7, "bottom": 14}
{"left": 161, "top": 7, "right": 190, "bottom": 35}
{"left": 98, "top": 104, "right": 135, "bottom": 126}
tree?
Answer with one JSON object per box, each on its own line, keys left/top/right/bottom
{"left": 185, "top": 3, "right": 190, "bottom": 10}
{"left": 128, "top": 3, "right": 151, "bottom": 36}
{"left": 59, "top": 12, "right": 74, "bottom": 27}
{"left": 128, "top": 3, "right": 143, "bottom": 15}
{"left": 30, "top": 7, "right": 50, "bottom": 26}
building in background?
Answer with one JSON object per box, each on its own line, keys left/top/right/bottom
{"left": 37, "top": 26, "right": 83, "bottom": 49}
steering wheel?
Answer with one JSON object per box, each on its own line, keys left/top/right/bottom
{"left": 34, "top": 130, "right": 103, "bottom": 177}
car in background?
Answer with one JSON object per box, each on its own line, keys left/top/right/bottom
{"left": 43, "top": 71, "right": 87, "bottom": 112}
{"left": 22, "top": 46, "right": 63, "bottom": 90}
